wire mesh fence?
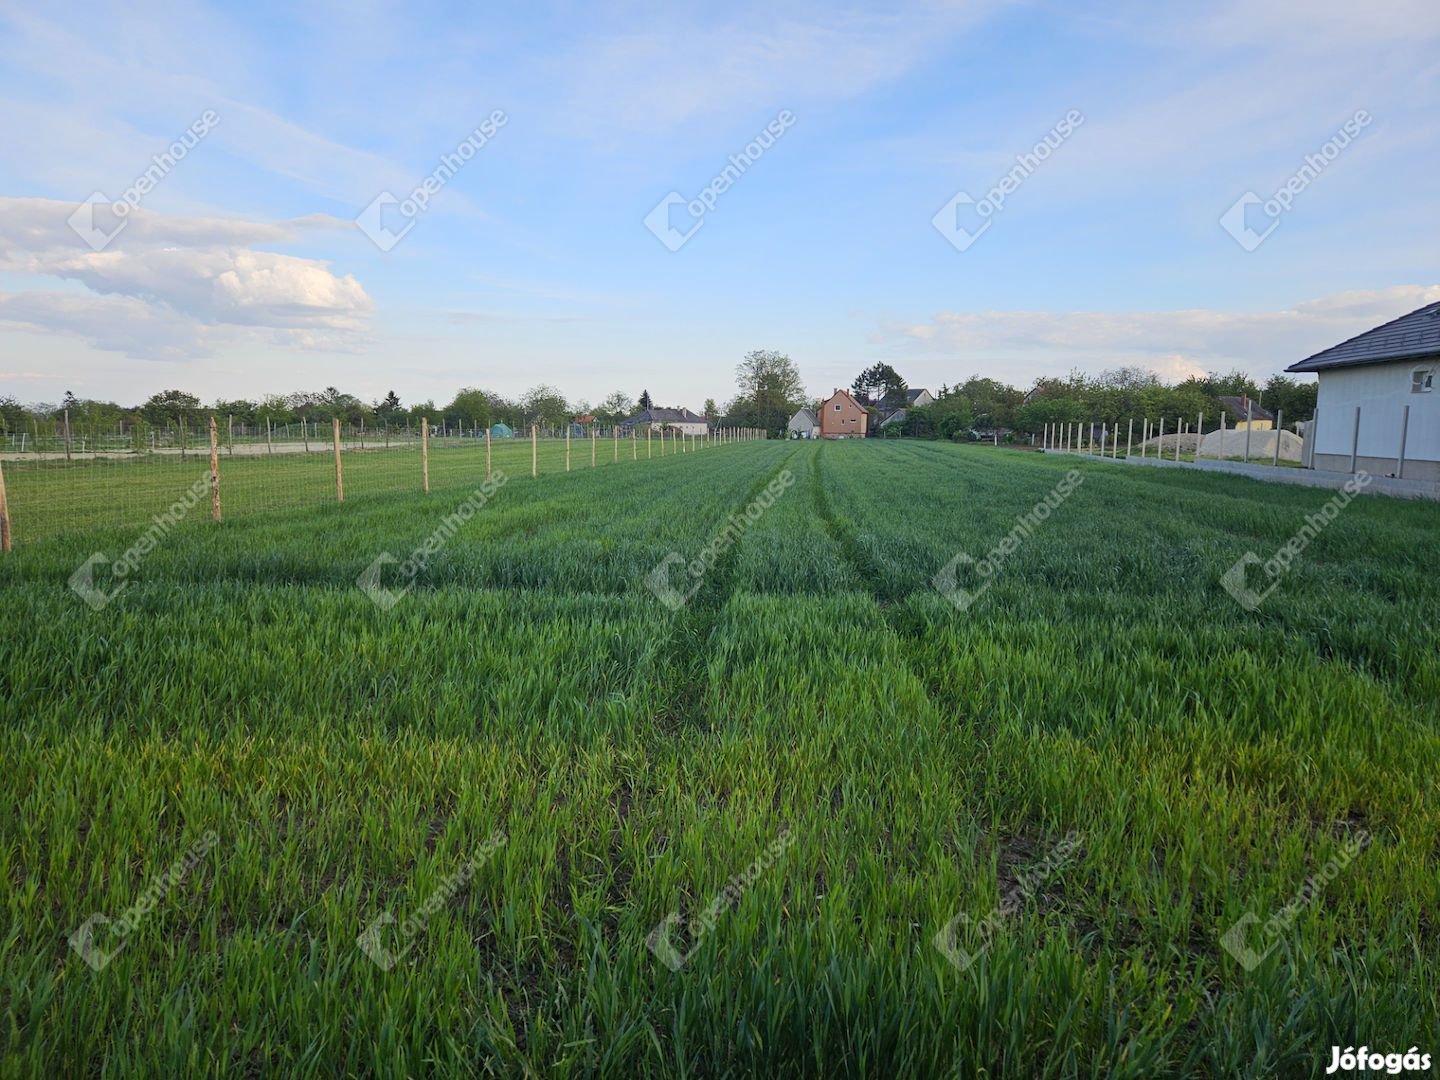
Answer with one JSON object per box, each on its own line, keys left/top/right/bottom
{"left": 0, "top": 421, "right": 765, "bottom": 546}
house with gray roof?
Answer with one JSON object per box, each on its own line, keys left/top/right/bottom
{"left": 1286, "top": 300, "right": 1440, "bottom": 480}
{"left": 619, "top": 406, "right": 709, "bottom": 436}
{"left": 787, "top": 408, "right": 818, "bottom": 438}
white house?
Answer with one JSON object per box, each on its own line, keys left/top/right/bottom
{"left": 1286, "top": 300, "right": 1440, "bottom": 481}
{"left": 905, "top": 388, "right": 935, "bottom": 408}
{"left": 619, "top": 406, "right": 709, "bottom": 436}
{"left": 787, "top": 408, "right": 818, "bottom": 438}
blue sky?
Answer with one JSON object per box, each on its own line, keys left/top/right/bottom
{"left": 1, "top": 0, "right": 1437, "bottom": 412}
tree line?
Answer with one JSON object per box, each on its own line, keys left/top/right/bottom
{"left": 1, "top": 353, "right": 1316, "bottom": 444}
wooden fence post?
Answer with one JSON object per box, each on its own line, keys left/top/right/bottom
{"left": 647, "top": 427, "right": 652, "bottom": 458}
{"left": 485, "top": 427, "right": 491, "bottom": 481}
{"left": 1396, "top": 405, "right": 1409, "bottom": 479}
{"left": 591, "top": 427, "right": 596, "bottom": 467}
{"left": 332, "top": 417, "right": 344, "bottom": 502}
{"left": 422, "top": 417, "right": 430, "bottom": 493}
{"left": 1349, "top": 406, "right": 1361, "bottom": 474}
{"left": 0, "top": 456, "right": 12, "bottom": 552}
{"left": 209, "top": 416, "right": 223, "bottom": 522}
{"left": 632, "top": 430, "right": 637, "bottom": 460}
{"left": 566, "top": 426, "right": 571, "bottom": 471}
{"left": 1157, "top": 416, "right": 1165, "bottom": 459}
{"left": 64, "top": 408, "right": 73, "bottom": 462}
{"left": 227, "top": 414, "right": 234, "bottom": 456}
{"left": 1243, "top": 402, "right": 1253, "bottom": 463}
{"left": 301, "top": 418, "right": 308, "bottom": 454}
{"left": 1126, "top": 418, "right": 1133, "bottom": 458}
{"left": 532, "top": 425, "right": 538, "bottom": 478}
{"left": 267, "top": 419, "right": 274, "bottom": 455}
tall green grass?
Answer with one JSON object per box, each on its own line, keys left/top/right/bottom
{"left": 1, "top": 442, "right": 1436, "bottom": 1076}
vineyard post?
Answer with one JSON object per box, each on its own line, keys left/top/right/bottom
{"left": 64, "top": 408, "right": 73, "bottom": 462}
{"left": 332, "top": 417, "right": 344, "bottom": 502}
{"left": 1112, "top": 421, "right": 1119, "bottom": 459}
{"left": 591, "top": 427, "right": 596, "bottom": 467}
{"left": 532, "top": 425, "right": 537, "bottom": 478}
{"left": 360, "top": 416, "right": 365, "bottom": 451}
{"left": 566, "top": 426, "right": 571, "bottom": 471}
{"left": 179, "top": 416, "right": 187, "bottom": 461}
{"left": 1349, "top": 406, "right": 1361, "bottom": 474}
{"left": 1196, "top": 413, "right": 1203, "bottom": 459}
{"left": 1175, "top": 419, "right": 1183, "bottom": 462}
{"left": 384, "top": 423, "right": 390, "bottom": 450}
{"left": 1157, "top": 416, "right": 1165, "bottom": 458}
{"left": 422, "top": 417, "right": 430, "bottom": 493}
{"left": 485, "top": 428, "right": 491, "bottom": 481}
{"left": 267, "top": 418, "right": 273, "bottom": 454}
{"left": 632, "top": 429, "right": 637, "bottom": 460}
{"left": 1274, "top": 409, "right": 1285, "bottom": 467}
{"left": 1244, "top": 402, "right": 1253, "bottom": 464}
{"left": 209, "top": 416, "right": 223, "bottom": 522}
{"left": 1100, "top": 423, "right": 1107, "bottom": 457}
{"left": 228, "top": 414, "right": 234, "bottom": 455}
{"left": 302, "top": 418, "right": 309, "bottom": 454}
{"left": 1126, "top": 419, "right": 1133, "bottom": 458}
{"left": 647, "top": 427, "right": 652, "bottom": 458}
{"left": 613, "top": 426, "right": 618, "bottom": 463}
{"left": 0, "top": 456, "right": 11, "bottom": 552}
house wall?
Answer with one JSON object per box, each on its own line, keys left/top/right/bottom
{"left": 820, "top": 394, "right": 868, "bottom": 437}
{"left": 1309, "top": 359, "right": 1440, "bottom": 479}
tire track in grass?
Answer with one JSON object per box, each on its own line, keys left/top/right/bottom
{"left": 810, "top": 444, "right": 947, "bottom": 695}
{"left": 653, "top": 446, "right": 800, "bottom": 733}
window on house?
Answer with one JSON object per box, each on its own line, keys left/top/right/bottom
{"left": 1412, "top": 367, "right": 1434, "bottom": 394}
{"left": 834, "top": 403, "right": 841, "bottom": 411}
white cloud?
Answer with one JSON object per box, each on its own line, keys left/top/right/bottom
{"left": 0, "top": 198, "right": 372, "bottom": 358}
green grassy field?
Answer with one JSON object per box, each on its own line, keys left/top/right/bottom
{"left": 2, "top": 441, "right": 1437, "bottom": 1077}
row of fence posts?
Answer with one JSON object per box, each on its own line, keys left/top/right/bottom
{"left": 0, "top": 420, "right": 766, "bottom": 549}
{"left": 1042, "top": 402, "right": 1411, "bottom": 477}
{"left": 1041, "top": 401, "right": 1298, "bottom": 469}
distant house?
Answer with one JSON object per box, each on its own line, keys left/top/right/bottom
{"left": 1286, "top": 300, "right": 1440, "bottom": 480}
{"left": 1217, "top": 395, "right": 1275, "bottom": 430}
{"left": 787, "top": 408, "right": 818, "bottom": 438}
{"left": 619, "top": 406, "right": 709, "bottom": 436}
{"left": 879, "top": 408, "right": 908, "bottom": 432}
{"left": 906, "top": 388, "right": 935, "bottom": 408}
{"left": 819, "top": 389, "right": 868, "bottom": 438}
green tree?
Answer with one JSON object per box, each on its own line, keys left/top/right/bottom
{"left": 735, "top": 349, "right": 805, "bottom": 435}
{"left": 140, "top": 390, "right": 202, "bottom": 426}
{"left": 520, "top": 384, "right": 570, "bottom": 429}
{"left": 851, "top": 363, "right": 907, "bottom": 411}
{"left": 446, "top": 387, "right": 493, "bottom": 431}
{"left": 638, "top": 389, "right": 653, "bottom": 411}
